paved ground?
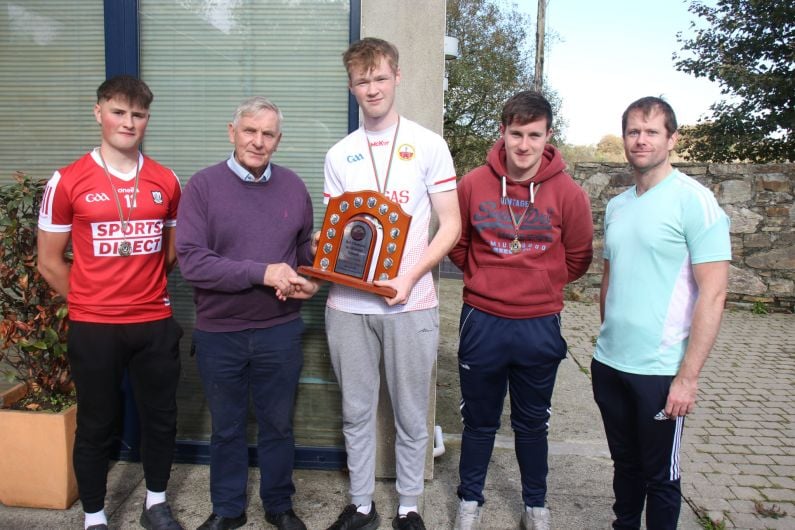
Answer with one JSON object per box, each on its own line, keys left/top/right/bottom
{"left": 679, "top": 312, "right": 795, "bottom": 529}
{"left": 1, "top": 278, "right": 792, "bottom": 529}
{"left": 556, "top": 289, "right": 795, "bottom": 530}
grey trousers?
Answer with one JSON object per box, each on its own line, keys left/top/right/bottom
{"left": 326, "top": 306, "right": 439, "bottom": 508}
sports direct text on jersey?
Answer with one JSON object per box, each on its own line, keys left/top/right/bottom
{"left": 90, "top": 219, "right": 164, "bottom": 256}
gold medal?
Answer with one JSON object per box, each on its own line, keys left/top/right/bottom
{"left": 510, "top": 238, "right": 521, "bottom": 254}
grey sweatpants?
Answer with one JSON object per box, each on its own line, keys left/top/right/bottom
{"left": 326, "top": 306, "right": 439, "bottom": 508}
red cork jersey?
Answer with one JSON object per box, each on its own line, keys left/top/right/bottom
{"left": 38, "top": 150, "right": 181, "bottom": 323}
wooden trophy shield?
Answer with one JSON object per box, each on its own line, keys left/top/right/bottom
{"left": 298, "top": 190, "right": 411, "bottom": 297}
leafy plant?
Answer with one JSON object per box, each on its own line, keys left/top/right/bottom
{"left": 0, "top": 171, "right": 72, "bottom": 411}
{"left": 752, "top": 301, "right": 768, "bottom": 315}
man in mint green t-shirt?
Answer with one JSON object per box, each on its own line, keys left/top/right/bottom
{"left": 592, "top": 97, "right": 730, "bottom": 530}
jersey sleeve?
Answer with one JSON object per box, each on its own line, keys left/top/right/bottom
{"left": 164, "top": 170, "right": 182, "bottom": 228}
{"left": 602, "top": 198, "right": 615, "bottom": 260}
{"left": 323, "top": 149, "right": 345, "bottom": 205}
{"left": 424, "top": 133, "right": 457, "bottom": 194}
{"left": 38, "top": 170, "right": 72, "bottom": 233}
{"left": 682, "top": 189, "right": 731, "bottom": 264}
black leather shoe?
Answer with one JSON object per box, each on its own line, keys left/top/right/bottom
{"left": 140, "top": 502, "right": 184, "bottom": 530}
{"left": 196, "top": 512, "right": 247, "bottom": 530}
{"left": 265, "top": 508, "right": 307, "bottom": 530}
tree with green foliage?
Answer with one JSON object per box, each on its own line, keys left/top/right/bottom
{"left": 444, "top": 0, "right": 563, "bottom": 175}
{"left": 673, "top": 0, "right": 794, "bottom": 162}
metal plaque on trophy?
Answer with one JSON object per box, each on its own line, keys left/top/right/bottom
{"left": 298, "top": 190, "right": 411, "bottom": 298}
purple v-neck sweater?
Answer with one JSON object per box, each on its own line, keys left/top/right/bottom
{"left": 176, "top": 161, "right": 314, "bottom": 332}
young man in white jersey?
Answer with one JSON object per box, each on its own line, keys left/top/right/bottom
{"left": 320, "top": 37, "right": 461, "bottom": 530}
{"left": 38, "top": 75, "right": 184, "bottom": 530}
{"left": 592, "top": 97, "right": 731, "bottom": 530}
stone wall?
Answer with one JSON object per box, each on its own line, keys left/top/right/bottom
{"left": 568, "top": 162, "right": 794, "bottom": 312}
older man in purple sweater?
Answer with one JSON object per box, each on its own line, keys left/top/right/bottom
{"left": 176, "top": 96, "right": 318, "bottom": 530}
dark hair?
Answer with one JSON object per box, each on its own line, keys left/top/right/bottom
{"left": 501, "top": 91, "right": 553, "bottom": 130}
{"left": 621, "top": 96, "right": 677, "bottom": 137}
{"left": 343, "top": 37, "right": 399, "bottom": 79}
{"left": 96, "top": 75, "right": 154, "bottom": 109}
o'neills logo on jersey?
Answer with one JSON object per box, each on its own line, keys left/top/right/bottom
{"left": 90, "top": 219, "right": 164, "bottom": 257}
{"left": 397, "top": 144, "right": 415, "bottom": 161}
{"left": 370, "top": 139, "right": 390, "bottom": 147}
{"left": 151, "top": 190, "right": 163, "bottom": 204}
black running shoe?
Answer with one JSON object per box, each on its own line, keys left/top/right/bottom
{"left": 326, "top": 502, "right": 380, "bottom": 530}
{"left": 392, "top": 511, "right": 426, "bottom": 530}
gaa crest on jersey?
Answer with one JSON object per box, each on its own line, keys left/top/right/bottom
{"left": 397, "top": 144, "right": 415, "bottom": 161}
{"left": 85, "top": 192, "right": 110, "bottom": 203}
{"left": 151, "top": 190, "right": 163, "bottom": 204}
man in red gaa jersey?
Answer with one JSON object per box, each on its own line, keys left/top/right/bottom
{"left": 38, "top": 75, "right": 184, "bottom": 530}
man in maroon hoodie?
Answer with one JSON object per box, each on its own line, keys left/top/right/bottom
{"left": 448, "top": 91, "right": 594, "bottom": 530}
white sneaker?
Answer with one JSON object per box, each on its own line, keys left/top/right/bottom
{"left": 453, "top": 499, "right": 482, "bottom": 530}
{"left": 520, "top": 506, "right": 550, "bottom": 530}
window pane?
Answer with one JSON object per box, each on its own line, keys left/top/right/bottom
{"left": 0, "top": 1, "right": 105, "bottom": 182}
{"left": 139, "top": 0, "right": 350, "bottom": 448}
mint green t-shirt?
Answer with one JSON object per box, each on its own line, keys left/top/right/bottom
{"left": 594, "top": 169, "right": 731, "bottom": 375}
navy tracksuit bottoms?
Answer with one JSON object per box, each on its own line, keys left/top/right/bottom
{"left": 591, "top": 358, "right": 685, "bottom": 530}
{"left": 456, "top": 304, "right": 567, "bottom": 508}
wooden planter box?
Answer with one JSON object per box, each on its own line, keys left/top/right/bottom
{"left": 0, "top": 384, "right": 79, "bottom": 509}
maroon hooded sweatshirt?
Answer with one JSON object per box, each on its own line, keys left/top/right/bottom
{"left": 449, "top": 139, "right": 594, "bottom": 319}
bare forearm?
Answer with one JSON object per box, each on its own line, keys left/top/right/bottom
{"left": 407, "top": 189, "right": 461, "bottom": 284}
{"left": 676, "top": 288, "right": 726, "bottom": 382}
{"left": 406, "top": 219, "right": 461, "bottom": 285}
{"left": 39, "top": 261, "right": 70, "bottom": 299}
{"left": 37, "top": 231, "right": 72, "bottom": 299}
{"left": 374, "top": 190, "right": 461, "bottom": 305}
{"left": 666, "top": 260, "right": 728, "bottom": 417}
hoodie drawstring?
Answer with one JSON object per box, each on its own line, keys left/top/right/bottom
{"left": 501, "top": 176, "right": 539, "bottom": 206}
